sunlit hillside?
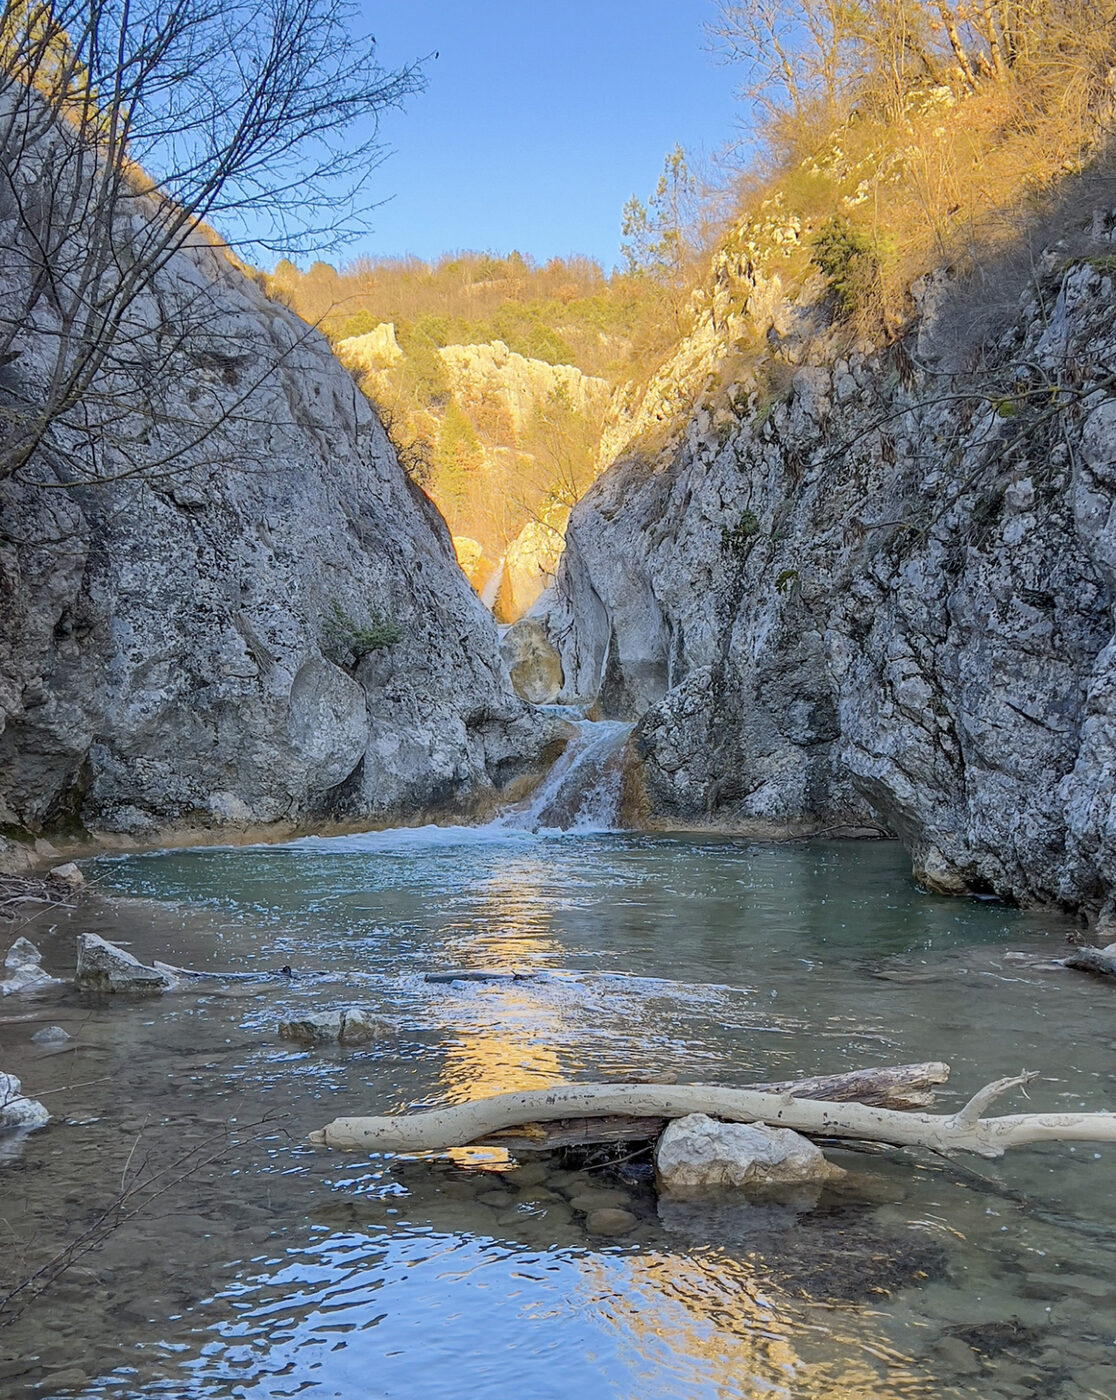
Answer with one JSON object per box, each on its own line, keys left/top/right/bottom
{"left": 610, "top": 0, "right": 1116, "bottom": 457}
{"left": 269, "top": 0, "right": 1116, "bottom": 624}
{"left": 266, "top": 252, "right": 687, "bottom": 615}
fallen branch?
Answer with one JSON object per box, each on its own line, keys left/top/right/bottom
{"left": 747, "top": 1061, "right": 949, "bottom": 1109}
{"left": 310, "top": 1071, "right": 1116, "bottom": 1161}
{"left": 479, "top": 1061, "right": 950, "bottom": 1152}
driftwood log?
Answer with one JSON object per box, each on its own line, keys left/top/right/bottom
{"left": 310, "top": 1071, "right": 1116, "bottom": 1161}
{"left": 478, "top": 1061, "right": 950, "bottom": 1152}
{"left": 1061, "top": 946, "right": 1116, "bottom": 978}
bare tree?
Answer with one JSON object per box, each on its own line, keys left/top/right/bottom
{"left": 705, "top": 0, "right": 853, "bottom": 128}
{"left": 0, "top": 0, "right": 424, "bottom": 486}
{"left": 707, "top": 0, "right": 1116, "bottom": 127}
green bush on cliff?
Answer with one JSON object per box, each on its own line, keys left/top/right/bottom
{"left": 721, "top": 509, "right": 761, "bottom": 560}
{"left": 810, "top": 217, "right": 879, "bottom": 319}
{"left": 323, "top": 601, "right": 403, "bottom": 667}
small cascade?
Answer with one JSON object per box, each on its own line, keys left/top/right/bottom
{"left": 480, "top": 556, "right": 504, "bottom": 612}
{"left": 500, "top": 719, "right": 634, "bottom": 834}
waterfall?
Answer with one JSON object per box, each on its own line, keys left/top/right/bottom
{"left": 280, "top": 717, "right": 633, "bottom": 853}
{"left": 499, "top": 719, "right": 633, "bottom": 834}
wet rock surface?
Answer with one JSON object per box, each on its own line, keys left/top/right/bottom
{"left": 278, "top": 1007, "right": 395, "bottom": 1046}
{"left": 1, "top": 936, "right": 57, "bottom": 996}
{"left": 74, "top": 933, "right": 177, "bottom": 994}
{"left": 0, "top": 1069, "right": 49, "bottom": 1129}
{"left": 30, "top": 1025, "right": 71, "bottom": 1045}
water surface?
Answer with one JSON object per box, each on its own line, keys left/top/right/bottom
{"left": 0, "top": 828, "right": 1113, "bottom": 1399}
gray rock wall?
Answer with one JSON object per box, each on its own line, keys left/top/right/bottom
{"left": 539, "top": 229, "right": 1116, "bottom": 921}
{"left": 0, "top": 143, "right": 557, "bottom": 852}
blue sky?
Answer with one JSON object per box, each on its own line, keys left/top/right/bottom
{"left": 351, "top": 0, "right": 745, "bottom": 270}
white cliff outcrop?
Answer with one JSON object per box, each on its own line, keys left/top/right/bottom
{"left": 438, "top": 341, "right": 611, "bottom": 438}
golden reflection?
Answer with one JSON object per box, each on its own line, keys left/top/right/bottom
{"left": 574, "top": 1248, "right": 931, "bottom": 1400}
{"left": 437, "top": 855, "right": 569, "bottom": 1102}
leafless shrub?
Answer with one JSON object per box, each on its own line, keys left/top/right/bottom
{"left": 0, "top": 0, "right": 424, "bottom": 487}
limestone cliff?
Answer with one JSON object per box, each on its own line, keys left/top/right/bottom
{"left": 0, "top": 176, "right": 560, "bottom": 861}
{"left": 436, "top": 341, "right": 611, "bottom": 438}
{"left": 530, "top": 198, "right": 1116, "bottom": 922}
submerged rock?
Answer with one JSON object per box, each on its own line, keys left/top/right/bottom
{"left": 658, "top": 1199, "right": 947, "bottom": 1300}
{"left": 0, "top": 1070, "right": 49, "bottom": 1130}
{"left": 585, "top": 1207, "right": 638, "bottom": 1236}
{"left": 30, "top": 1025, "right": 72, "bottom": 1045}
{"left": 278, "top": 1007, "right": 394, "bottom": 1046}
{"left": 655, "top": 1114, "right": 845, "bottom": 1197}
{"left": 1, "top": 937, "right": 58, "bottom": 996}
{"left": 74, "top": 932, "right": 177, "bottom": 994}
{"left": 423, "top": 969, "right": 540, "bottom": 985}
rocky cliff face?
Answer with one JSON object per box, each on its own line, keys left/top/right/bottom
{"left": 0, "top": 184, "right": 560, "bottom": 861}
{"left": 529, "top": 203, "right": 1116, "bottom": 921}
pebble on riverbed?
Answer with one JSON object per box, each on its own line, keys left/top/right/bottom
{"left": 585, "top": 1208, "right": 638, "bottom": 1237}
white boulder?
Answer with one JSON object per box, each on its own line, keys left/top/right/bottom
{"left": 1, "top": 936, "right": 57, "bottom": 995}
{"left": 655, "top": 1114, "right": 846, "bottom": 1197}
{"left": 31, "top": 1025, "right": 71, "bottom": 1045}
{"left": 0, "top": 1071, "right": 50, "bottom": 1130}
{"left": 50, "top": 862, "right": 85, "bottom": 887}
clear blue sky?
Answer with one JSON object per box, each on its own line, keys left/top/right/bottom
{"left": 351, "top": 0, "right": 744, "bottom": 270}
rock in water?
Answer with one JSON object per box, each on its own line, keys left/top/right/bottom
{"left": 49, "top": 863, "right": 85, "bottom": 887}
{"left": 74, "top": 933, "right": 176, "bottom": 994}
{"left": 585, "top": 1208, "right": 638, "bottom": 1236}
{"left": 278, "top": 1008, "right": 393, "bottom": 1046}
{"left": 1, "top": 937, "right": 57, "bottom": 996}
{"left": 0, "top": 1071, "right": 50, "bottom": 1130}
{"left": 337, "top": 1007, "right": 393, "bottom": 1045}
{"left": 655, "top": 1114, "right": 845, "bottom": 1197}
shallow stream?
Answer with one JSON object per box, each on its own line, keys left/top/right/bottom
{"left": 1, "top": 809, "right": 1114, "bottom": 1397}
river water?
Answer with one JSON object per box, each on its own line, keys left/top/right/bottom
{"left": 0, "top": 726, "right": 1114, "bottom": 1398}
